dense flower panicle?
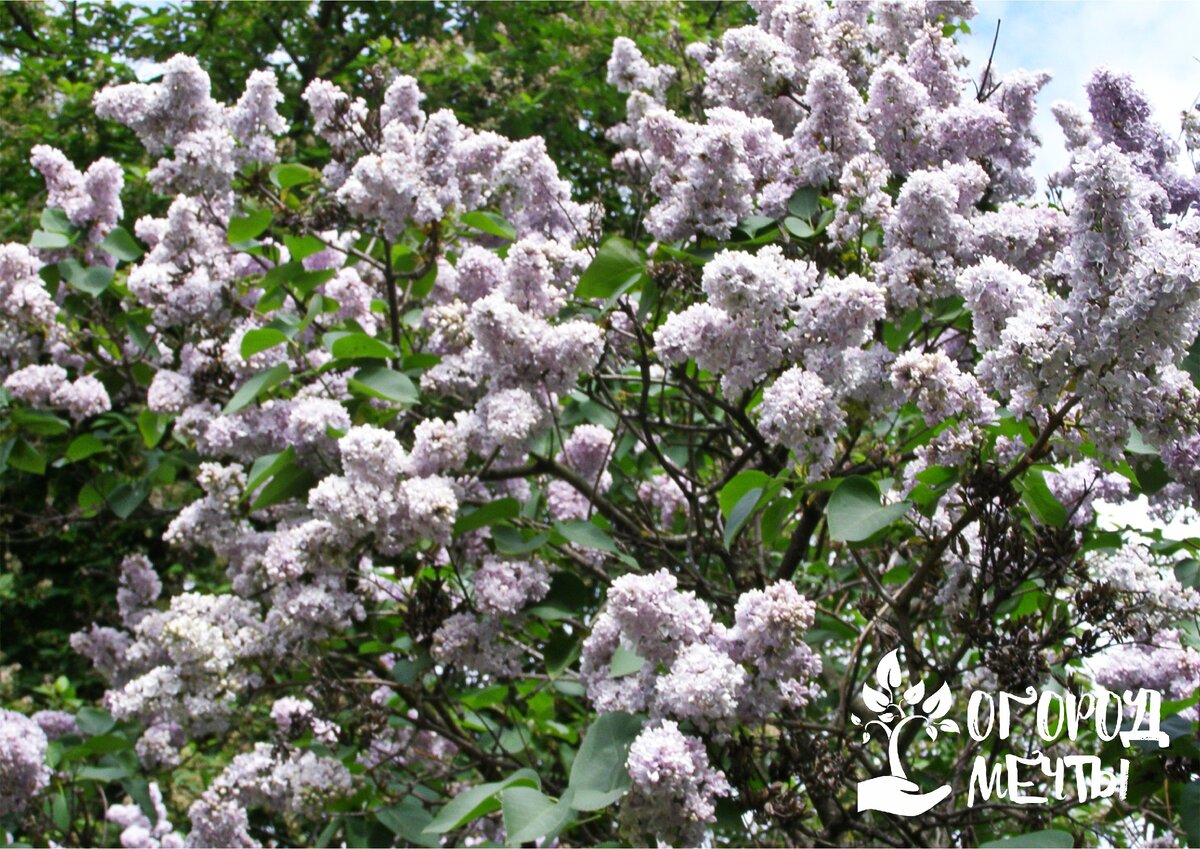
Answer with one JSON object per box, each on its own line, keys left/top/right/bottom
{"left": 607, "top": 37, "right": 676, "bottom": 98}
{"left": 758, "top": 367, "right": 844, "bottom": 477}
{"left": 431, "top": 612, "right": 521, "bottom": 678}
{"left": 0, "top": 709, "right": 51, "bottom": 818}
{"left": 184, "top": 743, "right": 352, "bottom": 847}
{"left": 118, "top": 554, "right": 164, "bottom": 627}
{"left": 472, "top": 556, "right": 551, "bottom": 616}
{"left": 790, "top": 58, "right": 872, "bottom": 186}
{"left": 655, "top": 643, "right": 746, "bottom": 730}
{"left": 637, "top": 474, "right": 689, "bottom": 525}
{"left": 1093, "top": 630, "right": 1200, "bottom": 720}
{"left": 1087, "top": 67, "right": 1200, "bottom": 213}
{"left": 31, "top": 709, "right": 77, "bottom": 740}
{"left": 1045, "top": 460, "right": 1130, "bottom": 527}
{"left": 890, "top": 350, "right": 996, "bottom": 425}
{"left": 30, "top": 145, "right": 124, "bottom": 249}
{"left": 622, "top": 720, "right": 732, "bottom": 846}
{"left": 559, "top": 424, "right": 615, "bottom": 484}
{"left": 0, "top": 6, "right": 1193, "bottom": 844}
{"left": 107, "top": 782, "right": 183, "bottom": 849}
{"left": 4, "top": 363, "right": 68, "bottom": 406}
{"left": 227, "top": 70, "right": 287, "bottom": 166}
{"left": 580, "top": 570, "right": 821, "bottom": 726}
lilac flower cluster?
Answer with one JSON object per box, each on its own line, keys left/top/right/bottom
{"left": 0, "top": 709, "right": 50, "bottom": 818}
{"left": 580, "top": 570, "right": 821, "bottom": 728}
{"left": 622, "top": 719, "right": 732, "bottom": 846}
{"left": 96, "top": 54, "right": 286, "bottom": 194}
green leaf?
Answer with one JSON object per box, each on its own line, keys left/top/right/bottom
{"left": 528, "top": 572, "right": 591, "bottom": 621}
{"left": 246, "top": 447, "right": 297, "bottom": 494}
{"left": 738, "top": 215, "right": 776, "bottom": 237}
{"left": 9, "top": 439, "right": 45, "bottom": 475}
{"left": 544, "top": 630, "right": 580, "bottom": 676}
{"left": 461, "top": 210, "right": 517, "bottom": 240}
{"left": 58, "top": 259, "right": 114, "bottom": 296}
{"left": 377, "top": 797, "right": 438, "bottom": 847}
{"left": 423, "top": 769, "right": 540, "bottom": 835}
{"left": 67, "top": 733, "right": 131, "bottom": 758}
{"left": 108, "top": 483, "right": 149, "bottom": 518}
{"left": 826, "top": 476, "right": 911, "bottom": 542}
{"left": 327, "top": 331, "right": 396, "bottom": 360}
{"left": 718, "top": 470, "right": 770, "bottom": 520}
{"left": 1177, "top": 558, "right": 1200, "bottom": 590}
{"left": 723, "top": 487, "right": 763, "bottom": 548}
{"left": 250, "top": 462, "right": 316, "bottom": 511}
{"left": 568, "top": 712, "right": 644, "bottom": 811}
{"left": 66, "top": 434, "right": 107, "bottom": 462}
{"left": 270, "top": 163, "right": 318, "bottom": 190}
{"left": 76, "top": 765, "right": 129, "bottom": 783}
{"left": 100, "top": 226, "right": 144, "bottom": 262}
{"left": 980, "top": 830, "right": 1074, "bottom": 849}
{"left": 492, "top": 525, "right": 549, "bottom": 556}
{"left": 41, "top": 207, "right": 73, "bottom": 234}
{"left": 241, "top": 328, "right": 290, "bottom": 359}
{"left": 1182, "top": 781, "right": 1200, "bottom": 846}
{"left": 137, "top": 409, "right": 170, "bottom": 448}
{"left": 348, "top": 365, "right": 418, "bottom": 404}
{"left": 31, "top": 229, "right": 70, "bottom": 249}
{"left": 783, "top": 216, "right": 816, "bottom": 239}
{"left": 223, "top": 362, "right": 290, "bottom": 414}
{"left": 555, "top": 520, "right": 618, "bottom": 553}
{"left": 575, "top": 237, "right": 642, "bottom": 299}
{"left": 455, "top": 498, "right": 521, "bottom": 536}
{"left": 284, "top": 234, "right": 327, "bottom": 262}
{"left": 227, "top": 208, "right": 273, "bottom": 243}
{"left": 1017, "top": 468, "right": 1067, "bottom": 528}
{"left": 607, "top": 645, "right": 644, "bottom": 679}
{"left": 502, "top": 787, "right": 576, "bottom": 847}
{"left": 788, "top": 186, "right": 821, "bottom": 220}
{"left": 75, "top": 707, "right": 115, "bottom": 736}
{"left": 12, "top": 407, "right": 70, "bottom": 436}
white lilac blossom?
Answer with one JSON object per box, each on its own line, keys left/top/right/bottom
{"left": 654, "top": 643, "right": 746, "bottom": 731}
{"left": 4, "top": 364, "right": 68, "bottom": 406}
{"left": 622, "top": 720, "right": 732, "bottom": 846}
{"left": 0, "top": 243, "right": 59, "bottom": 346}
{"left": 637, "top": 474, "right": 688, "bottom": 525}
{"left": 1090, "top": 545, "right": 1200, "bottom": 631}
{"left": 95, "top": 55, "right": 284, "bottom": 194}
{"left": 148, "top": 370, "right": 195, "bottom": 414}
{"left": 471, "top": 556, "right": 551, "bottom": 617}
{"left": 758, "top": 367, "right": 844, "bottom": 478}
{"left": 107, "top": 782, "right": 183, "bottom": 849}
{"left": 0, "top": 709, "right": 50, "bottom": 818}
{"left": 29, "top": 145, "right": 124, "bottom": 249}
{"left": 185, "top": 743, "right": 352, "bottom": 847}
{"left": 1092, "top": 630, "right": 1200, "bottom": 720}
{"left": 117, "top": 554, "right": 163, "bottom": 627}
{"left": 727, "top": 580, "right": 823, "bottom": 717}
{"left": 890, "top": 350, "right": 996, "bottom": 425}
{"left": 1045, "top": 460, "right": 1130, "bottom": 527}
{"left": 31, "top": 710, "right": 77, "bottom": 741}
{"left": 607, "top": 37, "right": 675, "bottom": 98}
{"left": 580, "top": 571, "right": 821, "bottom": 725}
{"left": 431, "top": 612, "right": 521, "bottom": 678}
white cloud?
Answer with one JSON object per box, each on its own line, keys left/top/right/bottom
{"left": 959, "top": 1, "right": 1200, "bottom": 192}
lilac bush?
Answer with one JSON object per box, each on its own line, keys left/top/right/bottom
{"left": 2, "top": 1, "right": 1200, "bottom": 846}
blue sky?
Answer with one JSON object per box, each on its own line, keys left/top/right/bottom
{"left": 960, "top": 1, "right": 1200, "bottom": 193}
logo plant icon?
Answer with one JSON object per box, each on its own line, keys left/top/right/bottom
{"left": 853, "top": 648, "right": 959, "bottom": 816}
